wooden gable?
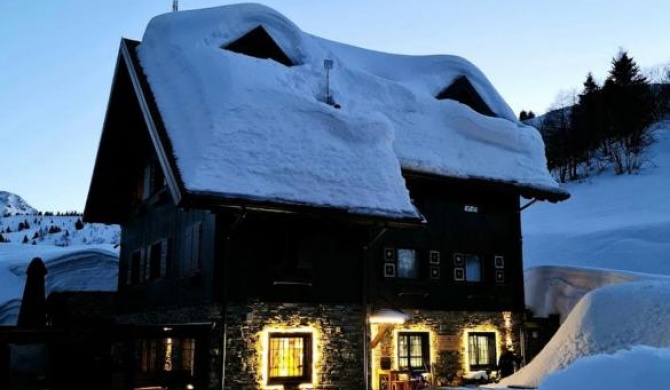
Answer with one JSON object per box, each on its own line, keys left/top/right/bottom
{"left": 223, "top": 25, "right": 294, "bottom": 67}
{"left": 436, "top": 76, "right": 496, "bottom": 117}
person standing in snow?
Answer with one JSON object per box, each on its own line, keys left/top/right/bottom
{"left": 498, "top": 347, "right": 521, "bottom": 378}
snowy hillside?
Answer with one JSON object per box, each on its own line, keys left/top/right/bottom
{"left": 0, "top": 214, "right": 120, "bottom": 247}
{"left": 485, "top": 120, "right": 670, "bottom": 389}
{"left": 0, "top": 191, "right": 120, "bottom": 325}
{"left": 0, "top": 191, "right": 37, "bottom": 216}
{"left": 523, "top": 120, "right": 670, "bottom": 276}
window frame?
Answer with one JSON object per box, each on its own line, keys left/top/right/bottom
{"left": 267, "top": 332, "right": 313, "bottom": 385}
{"left": 148, "top": 239, "right": 169, "bottom": 281}
{"left": 464, "top": 254, "right": 482, "bottom": 282}
{"left": 467, "top": 331, "right": 497, "bottom": 371}
{"left": 396, "top": 248, "right": 420, "bottom": 279}
{"left": 396, "top": 331, "right": 430, "bottom": 372}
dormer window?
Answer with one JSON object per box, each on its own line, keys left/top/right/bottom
{"left": 436, "top": 76, "right": 495, "bottom": 117}
{"left": 223, "top": 26, "right": 294, "bottom": 67}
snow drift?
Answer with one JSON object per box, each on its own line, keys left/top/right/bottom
{"left": 497, "top": 280, "right": 670, "bottom": 388}
{"left": 539, "top": 346, "right": 670, "bottom": 390}
{"left": 0, "top": 244, "right": 118, "bottom": 325}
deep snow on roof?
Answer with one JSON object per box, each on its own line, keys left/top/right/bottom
{"left": 136, "top": 3, "right": 563, "bottom": 218}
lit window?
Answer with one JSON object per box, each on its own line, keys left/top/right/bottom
{"left": 397, "top": 249, "right": 419, "bottom": 279}
{"left": 139, "top": 338, "right": 196, "bottom": 375}
{"left": 397, "top": 332, "right": 429, "bottom": 371}
{"left": 468, "top": 332, "right": 496, "bottom": 371}
{"left": 465, "top": 254, "right": 481, "bottom": 282}
{"left": 268, "top": 333, "right": 312, "bottom": 384}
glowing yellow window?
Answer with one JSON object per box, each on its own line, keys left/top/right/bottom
{"left": 268, "top": 333, "right": 313, "bottom": 384}
{"left": 397, "top": 332, "right": 429, "bottom": 371}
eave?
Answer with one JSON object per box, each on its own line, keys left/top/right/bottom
{"left": 402, "top": 170, "right": 570, "bottom": 203}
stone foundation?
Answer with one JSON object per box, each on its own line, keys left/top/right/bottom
{"left": 223, "top": 302, "right": 366, "bottom": 390}
{"left": 370, "top": 310, "right": 523, "bottom": 388}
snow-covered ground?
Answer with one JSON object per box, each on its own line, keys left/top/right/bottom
{"left": 0, "top": 192, "right": 120, "bottom": 325}
{"left": 0, "top": 244, "right": 118, "bottom": 325}
{"left": 489, "top": 121, "right": 670, "bottom": 389}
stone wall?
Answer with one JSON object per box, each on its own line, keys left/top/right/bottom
{"left": 224, "top": 302, "right": 366, "bottom": 390}
{"left": 371, "top": 310, "right": 524, "bottom": 388}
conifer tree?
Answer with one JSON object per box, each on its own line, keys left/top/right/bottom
{"left": 602, "top": 51, "right": 654, "bottom": 173}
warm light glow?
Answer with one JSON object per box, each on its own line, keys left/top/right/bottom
{"left": 462, "top": 325, "right": 501, "bottom": 374}
{"left": 258, "top": 325, "right": 320, "bottom": 390}
{"left": 391, "top": 325, "right": 437, "bottom": 371}
{"left": 370, "top": 309, "right": 409, "bottom": 324}
{"left": 369, "top": 316, "right": 406, "bottom": 324}
{"left": 502, "top": 311, "right": 514, "bottom": 350}
{"left": 164, "top": 337, "right": 173, "bottom": 372}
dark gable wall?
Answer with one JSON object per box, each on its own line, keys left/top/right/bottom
{"left": 369, "top": 176, "right": 524, "bottom": 311}
{"left": 119, "top": 199, "right": 217, "bottom": 312}
{"left": 116, "top": 129, "right": 218, "bottom": 313}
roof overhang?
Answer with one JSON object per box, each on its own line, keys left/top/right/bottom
{"left": 403, "top": 170, "right": 570, "bottom": 203}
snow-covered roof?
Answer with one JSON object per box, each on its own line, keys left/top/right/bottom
{"left": 136, "top": 4, "right": 566, "bottom": 219}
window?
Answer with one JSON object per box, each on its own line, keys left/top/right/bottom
{"left": 397, "top": 249, "right": 419, "bottom": 279}
{"left": 267, "top": 333, "right": 313, "bottom": 384}
{"left": 139, "top": 338, "right": 196, "bottom": 376}
{"left": 149, "top": 239, "right": 168, "bottom": 280}
{"left": 138, "top": 161, "right": 165, "bottom": 201}
{"left": 183, "top": 222, "right": 202, "bottom": 274}
{"left": 129, "top": 250, "right": 143, "bottom": 285}
{"left": 468, "top": 332, "right": 497, "bottom": 371}
{"left": 397, "top": 332, "right": 429, "bottom": 371}
{"left": 465, "top": 254, "right": 482, "bottom": 282}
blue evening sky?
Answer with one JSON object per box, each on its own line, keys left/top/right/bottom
{"left": 1, "top": 0, "right": 668, "bottom": 212}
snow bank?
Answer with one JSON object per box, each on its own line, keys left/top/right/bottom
{"left": 525, "top": 265, "right": 670, "bottom": 321}
{"left": 137, "top": 4, "right": 562, "bottom": 219}
{"left": 0, "top": 244, "right": 118, "bottom": 325}
{"left": 539, "top": 346, "right": 670, "bottom": 390}
{"left": 497, "top": 280, "right": 670, "bottom": 388}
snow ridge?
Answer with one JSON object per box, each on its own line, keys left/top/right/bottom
{"left": 0, "top": 191, "right": 37, "bottom": 216}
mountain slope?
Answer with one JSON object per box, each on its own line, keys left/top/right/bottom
{"left": 0, "top": 191, "right": 37, "bottom": 216}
